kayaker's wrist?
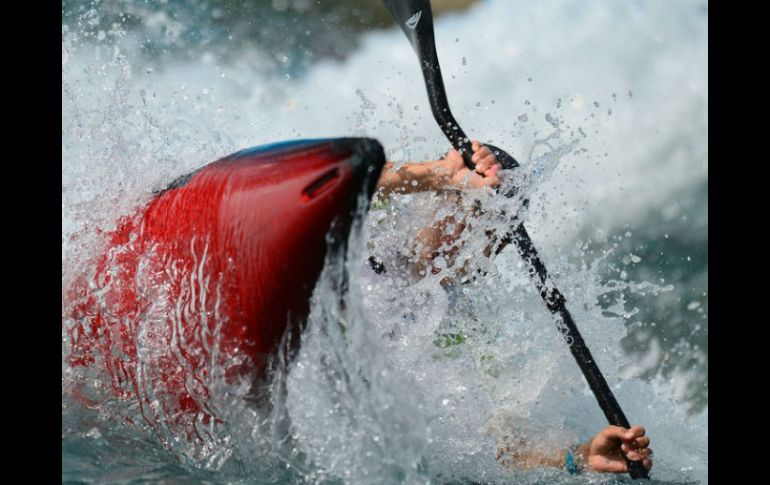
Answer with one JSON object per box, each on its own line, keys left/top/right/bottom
{"left": 431, "top": 158, "right": 459, "bottom": 191}
{"left": 574, "top": 442, "right": 590, "bottom": 472}
{"left": 426, "top": 159, "right": 447, "bottom": 190}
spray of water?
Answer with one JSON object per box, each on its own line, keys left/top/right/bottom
{"left": 63, "top": 1, "right": 707, "bottom": 483}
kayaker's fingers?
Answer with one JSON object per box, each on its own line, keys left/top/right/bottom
{"left": 634, "top": 436, "right": 651, "bottom": 449}
{"left": 599, "top": 425, "right": 630, "bottom": 441}
{"left": 480, "top": 167, "right": 501, "bottom": 188}
{"left": 471, "top": 148, "right": 486, "bottom": 165}
{"left": 621, "top": 436, "right": 650, "bottom": 452}
{"left": 477, "top": 154, "right": 498, "bottom": 173}
{"left": 626, "top": 425, "right": 646, "bottom": 439}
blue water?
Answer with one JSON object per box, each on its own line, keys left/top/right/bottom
{"left": 62, "top": 0, "right": 707, "bottom": 483}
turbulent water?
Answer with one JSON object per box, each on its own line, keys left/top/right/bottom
{"left": 62, "top": 0, "right": 707, "bottom": 483}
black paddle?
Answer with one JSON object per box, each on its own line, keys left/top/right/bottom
{"left": 382, "top": 0, "right": 649, "bottom": 479}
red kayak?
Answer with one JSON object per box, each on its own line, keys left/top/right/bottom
{"left": 64, "top": 138, "right": 385, "bottom": 440}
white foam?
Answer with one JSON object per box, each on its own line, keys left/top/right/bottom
{"left": 63, "top": 0, "right": 707, "bottom": 482}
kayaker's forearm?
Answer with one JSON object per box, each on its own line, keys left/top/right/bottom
{"left": 376, "top": 160, "right": 448, "bottom": 197}
{"left": 498, "top": 443, "right": 588, "bottom": 472}
{"left": 504, "top": 449, "right": 565, "bottom": 470}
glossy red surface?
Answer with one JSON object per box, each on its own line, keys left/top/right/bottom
{"left": 64, "top": 139, "right": 383, "bottom": 437}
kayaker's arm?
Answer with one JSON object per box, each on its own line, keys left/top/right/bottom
{"left": 496, "top": 425, "right": 653, "bottom": 475}
{"left": 375, "top": 141, "right": 501, "bottom": 198}
{"left": 374, "top": 142, "right": 500, "bottom": 283}
{"left": 369, "top": 142, "right": 501, "bottom": 284}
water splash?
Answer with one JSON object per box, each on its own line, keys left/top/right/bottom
{"left": 63, "top": 0, "right": 707, "bottom": 483}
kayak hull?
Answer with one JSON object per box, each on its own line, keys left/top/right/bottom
{"left": 64, "top": 137, "right": 385, "bottom": 438}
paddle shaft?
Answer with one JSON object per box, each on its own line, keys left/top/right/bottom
{"left": 502, "top": 224, "right": 639, "bottom": 428}
{"left": 384, "top": 0, "right": 520, "bottom": 170}
{"left": 383, "top": 0, "right": 648, "bottom": 479}
{"left": 506, "top": 224, "right": 648, "bottom": 478}
{"left": 416, "top": 36, "right": 476, "bottom": 165}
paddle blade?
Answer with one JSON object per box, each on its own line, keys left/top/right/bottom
{"left": 383, "top": 0, "right": 435, "bottom": 54}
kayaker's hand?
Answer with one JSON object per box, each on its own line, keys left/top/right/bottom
{"left": 437, "top": 140, "right": 501, "bottom": 190}
{"left": 578, "top": 425, "right": 653, "bottom": 473}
